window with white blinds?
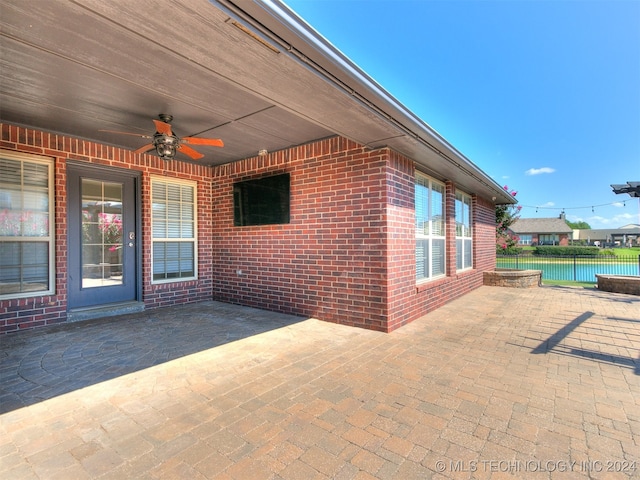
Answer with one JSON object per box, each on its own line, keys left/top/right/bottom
{"left": 151, "top": 178, "right": 197, "bottom": 282}
{"left": 455, "top": 191, "right": 473, "bottom": 270}
{"left": 415, "top": 174, "right": 445, "bottom": 281}
{"left": 0, "top": 152, "right": 54, "bottom": 298}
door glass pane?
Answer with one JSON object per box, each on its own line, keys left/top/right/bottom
{"left": 81, "top": 179, "right": 124, "bottom": 288}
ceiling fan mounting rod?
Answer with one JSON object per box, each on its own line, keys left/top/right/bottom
{"left": 158, "top": 113, "right": 173, "bottom": 123}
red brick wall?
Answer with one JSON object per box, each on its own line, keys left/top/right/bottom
{"left": 474, "top": 195, "right": 498, "bottom": 271}
{"left": 384, "top": 163, "right": 497, "bottom": 331}
{"left": 1, "top": 124, "right": 498, "bottom": 334}
{"left": 0, "top": 123, "right": 214, "bottom": 333}
{"left": 210, "top": 137, "right": 391, "bottom": 331}
{"left": 384, "top": 152, "right": 416, "bottom": 331}
{"left": 210, "top": 141, "right": 497, "bottom": 332}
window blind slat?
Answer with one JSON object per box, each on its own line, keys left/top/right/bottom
{"left": 181, "top": 185, "right": 193, "bottom": 203}
{"left": 431, "top": 184, "right": 444, "bottom": 236}
{"left": 167, "top": 184, "right": 181, "bottom": 202}
{"left": 153, "top": 221, "right": 166, "bottom": 238}
{"left": 0, "top": 156, "right": 53, "bottom": 297}
{"left": 415, "top": 175, "right": 446, "bottom": 281}
{"left": 152, "top": 182, "right": 165, "bottom": 199}
{"left": 415, "top": 183, "right": 428, "bottom": 234}
{"left": 151, "top": 179, "right": 196, "bottom": 281}
{"left": 432, "top": 239, "right": 445, "bottom": 276}
{"left": 0, "top": 159, "right": 21, "bottom": 184}
{"left": 455, "top": 192, "right": 473, "bottom": 270}
{"left": 416, "top": 239, "right": 428, "bottom": 280}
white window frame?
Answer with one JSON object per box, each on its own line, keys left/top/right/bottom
{"left": 415, "top": 173, "right": 446, "bottom": 282}
{"left": 538, "top": 234, "right": 559, "bottom": 245}
{"left": 519, "top": 234, "right": 532, "bottom": 246}
{"left": 151, "top": 177, "right": 198, "bottom": 284}
{"left": 455, "top": 191, "right": 473, "bottom": 271}
{"left": 0, "top": 150, "right": 55, "bottom": 299}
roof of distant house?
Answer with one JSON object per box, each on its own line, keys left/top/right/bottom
{"left": 574, "top": 226, "right": 640, "bottom": 240}
{"left": 510, "top": 217, "right": 573, "bottom": 234}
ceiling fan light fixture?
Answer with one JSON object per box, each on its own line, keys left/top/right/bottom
{"left": 154, "top": 133, "right": 179, "bottom": 160}
{"left": 156, "top": 143, "right": 176, "bottom": 159}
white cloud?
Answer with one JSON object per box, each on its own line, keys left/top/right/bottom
{"left": 587, "top": 212, "right": 636, "bottom": 228}
{"left": 538, "top": 202, "right": 555, "bottom": 207}
{"left": 612, "top": 202, "right": 625, "bottom": 208}
{"left": 525, "top": 167, "right": 555, "bottom": 175}
{"left": 613, "top": 213, "right": 635, "bottom": 223}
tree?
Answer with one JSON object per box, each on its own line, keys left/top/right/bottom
{"left": 566, "top": 220, "right": 591, "bottom": 229}
{"left": 496, "top": 186, "right": 522, "bottom": 252}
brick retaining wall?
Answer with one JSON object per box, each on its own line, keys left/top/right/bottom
{"left": 596, "top": 275, "right": 640, "bottom": 296}
{"left": 483, "top": 269, "right": 542, "bottom": 288}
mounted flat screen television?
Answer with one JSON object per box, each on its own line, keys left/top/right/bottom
{"left": 233, "top": 173, "right": 290, "bottom": 226}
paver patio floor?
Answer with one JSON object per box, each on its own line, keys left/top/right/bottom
{"left": 1, "top": 285, "right": 639, "bottom": 479}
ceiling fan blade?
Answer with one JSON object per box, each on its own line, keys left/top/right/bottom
{"left": 177, "top": 144, "right": 204, "bottom": 160}
{"left": 99, "top": 129, "right": 152, "bottom": 139}
{"left": 133, "top": 144, "right": 154, "bottom": 155}
{"left": 153, "top": 119, "right": 173, "bottom": 135}
{"left": 182, "top": 137, "right": 224, "bottom": 147}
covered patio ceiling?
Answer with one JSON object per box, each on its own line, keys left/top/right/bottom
{"left": 0, "top": 0, "right": 515, "bottom": 204}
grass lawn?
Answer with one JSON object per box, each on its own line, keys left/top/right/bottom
{"left": 542, "top": 279, "right": 597, "bottom": 288}
{"left": 612, "top": 247, "right": 640, "bottom": 258}
{"left": 515, "top": 246, "right": 640, "bottom": 258}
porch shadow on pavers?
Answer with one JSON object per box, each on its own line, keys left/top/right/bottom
{"left": 531, "top": 310, "right": 640, "bottom": 375}
{"left": 531, "top": 311, "right": 594, "bottom": 354}
{"left": 0, "top": 301, "right": 305, "bottom": 414}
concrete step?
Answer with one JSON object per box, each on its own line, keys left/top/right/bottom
{"left": 67, "top": 301, "right": 145, "bottom": 323}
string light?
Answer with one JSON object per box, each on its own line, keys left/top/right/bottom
{"left": 520, "top": 199, "right": 627, "bottom": 212}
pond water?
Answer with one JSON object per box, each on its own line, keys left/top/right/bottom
{"left": 496, "top": 258, "right": 640, "bottom": 282}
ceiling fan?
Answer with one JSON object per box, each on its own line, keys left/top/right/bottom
{"left": 100, "top": 114, "right": 224, "bottom": 160}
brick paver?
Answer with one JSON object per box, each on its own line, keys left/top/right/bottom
{"left": 1, "top": 286, "right": 639, "bottom": 479}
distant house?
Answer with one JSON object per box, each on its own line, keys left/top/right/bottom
{"left": 510, "top": 214, "right": 573, "bottom": 246}
{"left": 573, "top": 224, "right": 640, "bottom": 247}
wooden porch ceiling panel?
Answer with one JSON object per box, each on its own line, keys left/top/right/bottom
{"left": 0, "top": 0, "right": 341, "bottom": 165}
{"left": 0, "top": 0, "right": 516, "bottom": 203}
{"left": 0, "top": 0, "right": 421, "bottom": 166}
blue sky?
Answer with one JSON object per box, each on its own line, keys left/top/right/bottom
{"left": 285, "top": 0, "right": 640, "bottom": 229}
